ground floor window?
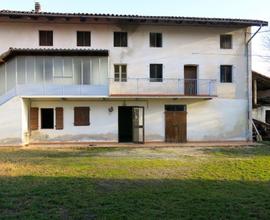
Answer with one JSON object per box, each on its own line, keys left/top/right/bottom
{"left": 41, "top": 108, "right": 54, "bottom": 129}
{"left": 74, "top": 107, "right": 90, "bottom": 126}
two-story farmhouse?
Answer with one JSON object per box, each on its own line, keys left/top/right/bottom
{"left": 0, "top": 4, "right": 267, "bottom": 145}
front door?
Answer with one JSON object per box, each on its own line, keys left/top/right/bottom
{"left": 184, "top": 66, "right": 197, "bottom": 95}
{"left": 118, "top": 106, "right": 144, "bottom": 143}
{"left": 165, "top": 105, "right": 187, "bottom": 143}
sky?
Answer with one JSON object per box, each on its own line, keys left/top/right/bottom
{"left": 1, "top": 0, "right": 270, "bottom": 75}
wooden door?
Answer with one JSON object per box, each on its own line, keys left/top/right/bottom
{"left": 165, "top": 111, "right": 187, "bottom": 142}
{"left": 30, "top": 107, "right": 39, "bottom": 131}
{"left": 184, "top": 66, "right": 197, "bottom": 95}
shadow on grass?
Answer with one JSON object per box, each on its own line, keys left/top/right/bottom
{"left": 203, "top": 145, "right": 270, "bottom": 157}
{"left": 1, "top": 176, "right": 270, "bottom": 219}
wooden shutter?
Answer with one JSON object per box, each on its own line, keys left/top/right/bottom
{"left": 74, "top": 107, "right": 90, "bottom": 126}
{"left": 30, "top": 107, "right": 39, "bottom": 130}
{"left": 55, "top": 107, "right": 64, "bottom": 130}
{"left": 47, "top": 31, "right": 53, "bottom": 46}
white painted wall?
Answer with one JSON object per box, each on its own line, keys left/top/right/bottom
{"left": 30, "top": 98, "right": 248, "bottom": 142}
{"left": 0, "top": 22, "right": 248, "bottom": 99}
{"left": 0, "top": 97, "right": 24, "bottom": 144}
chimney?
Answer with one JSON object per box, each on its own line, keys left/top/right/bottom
{"left": 35, "top": 2, "right": 41, "bottom": 13}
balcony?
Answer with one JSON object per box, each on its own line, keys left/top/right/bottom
{"left": 109, "top": 78, "right": 217, "bottom": 97}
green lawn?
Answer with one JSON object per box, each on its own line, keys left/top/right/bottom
{"left": 1, "top": 144, "right": 270, "bottom": 219}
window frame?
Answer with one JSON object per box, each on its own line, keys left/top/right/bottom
{"left": 74, "top": 107, "right": 90, "bottom": 126}
{"left": 114, "top": 32, "right": 128, "bottom": 47}
{"left": 220, "top": 65, "right": 233, "bottom": 83}
{"left": 220, "top": 34, "right": 232, "bottom": 49}
{"left": 150, "top": 32, "right": 163, "bottom": 47}
{"left": 114, "top": 64, "right": 127, "bottom": 82}
{"left": 150, "top": 64, "right": 163, "bottom": 82}
{"left": 39, "top": 30, "right": 53, "bottom": 46}
{"left": 77, "top": 31, "right": 91, "bottom": 47}
{"left": 165, "top": 105, "right": 186, "bottom": 112}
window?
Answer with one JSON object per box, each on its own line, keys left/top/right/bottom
{"left": 114, "top": 32, "right": 128, "bottom": 47}
{"left": 39, "top": 31, "right": 53, "bottom": 46}
{"left": 220, "top": 65, "right": 233, "bottom": 83}
{"left": 41, "top": 108, "right": 54, "bottom": 129}
{"left": 114, "top": 64, "right": 127, "bottom": 82}
{"left": 165, "top": 105, "right": 186, "bottom": 112}
{"left": 74, "top": 107, "right": 90, "bottom": 126}
{"left": 77, "top": 31, "right": 91, "bottom": 46}
{"left": 150, "top": 64, "right": 163, "bottom": 82}
{"left": 150, "top": 33, "right": 162, "bottom": 47}
{"left": 220, "top": 35, "right": 232, "bottom": 49}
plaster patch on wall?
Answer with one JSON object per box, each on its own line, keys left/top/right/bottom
{"left": 202, "top": 116, "right": 247, "bottom": 141}
{"left": 0, "top": 138, "right": 22, "bottom": 145}
{"left": 31, "top": 132, "right": 117, "bottom": 142}
{"left": 145, "top": 134, "right": 164, "bottom": 142}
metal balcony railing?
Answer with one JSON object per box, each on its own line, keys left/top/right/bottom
{"left": 109, "top": 78, "right": 217, "bottom": 96}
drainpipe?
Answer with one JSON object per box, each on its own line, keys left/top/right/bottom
{"left": 246, "top": 24, "right": 262, "bottom": 141}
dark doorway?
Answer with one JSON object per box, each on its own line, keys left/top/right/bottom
{"left": 118, "top": 106, "right": 145, "bottom": 143}
{"left": 266, "top": 110, "right": 270, "bottom": 124}
{"left": 41, "top": 108, "right": 54, "bottom": 129}
{"left": 118, "top": 106, "right": 133, "bottom": 142}
{"left": 184, "top": 65, "right": 197, "bottom": 95}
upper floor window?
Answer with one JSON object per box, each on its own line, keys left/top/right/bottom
{"left": 114, "top": 32, "right": 128, "bottom": 47}
{"left": 114, "top": 64, "right": 127, "bottom": 82}
{"left": 150, "top": 64, "right": 163, "bottom": 82}
{"left": 220, "top": 65, "right": 232, "bottom": 83}
{"left": 39, "top": 30, "right": 53, "bottom": 46}
{"left": 77, "top": 31, "right": 91, "bottom": 47}
{"left": 150, "top": 32, "right": 162, "bottom": 47}
{"left": 220, "top": 34, "right": 232, "bottom": 49}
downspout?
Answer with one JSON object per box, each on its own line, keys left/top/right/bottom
{"left": 246, "top": 24, "right": 262, "bottom": 141}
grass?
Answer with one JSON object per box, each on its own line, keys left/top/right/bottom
{"left": 1, "top": 145, "right": 270, "bottom": 219}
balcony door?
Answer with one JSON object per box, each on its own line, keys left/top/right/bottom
{"left": 184, "top": 65, "right": 197, "bottom": 95}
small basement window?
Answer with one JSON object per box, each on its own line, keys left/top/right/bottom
{"left": 41, "top": 108, "right": 54, "bottom": 129}
{"left": 220, "top": 34, "right": 232, "bottom": 49}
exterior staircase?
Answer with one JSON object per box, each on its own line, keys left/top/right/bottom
{"left": 253, "top": 119, "right": 270, "bottom": 141}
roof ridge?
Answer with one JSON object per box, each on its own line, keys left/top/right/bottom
{"left": 0, "top": 10, "right": 267, "bottom": 26}
{"left": 0, "top": 9, "right": 267, "bottom": 22}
